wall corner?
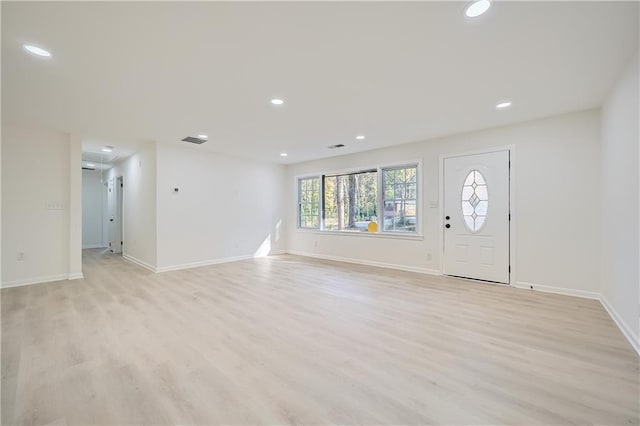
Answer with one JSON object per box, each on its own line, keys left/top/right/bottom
{"left": 69, "top": 134, "right": 83, "bottom": 278}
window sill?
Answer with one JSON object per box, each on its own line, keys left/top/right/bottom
{"left": 297, "top": 229, "right": 424, "bottom": 241}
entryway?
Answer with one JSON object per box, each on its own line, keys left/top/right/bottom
{"left": 442, "top": 149, "right": 511, "bottom": 284}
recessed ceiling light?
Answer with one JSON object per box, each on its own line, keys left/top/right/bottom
{"left": 356, "top": 135, "right": 366, "bottom": 140}
{"left": 496, "top": 101, "right": 512, "bottom": 109}
{"left": 197, "top": 134, "right": 208, "bottom": 139}
{"left": 23, "top": 44, "right": 52, "bottom": 58}
{"left": 271, "top": 98, "right": 284, "bottom": 105}
{"left": 101, "top": 146, "right": 113, "bottom": 153}
{"left": 280, "top": 152, "right": 288, "bottom": 157}
{"left": 465, "top": 0, "right": 491, "bottom": 18}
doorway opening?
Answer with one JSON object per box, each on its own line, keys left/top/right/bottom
{"left": 81, "top": 152, "right": 113, "bottom": 251}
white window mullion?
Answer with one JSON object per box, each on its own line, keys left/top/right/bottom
{"left": 377, "top": 167, "right": 383, "bottom": 233}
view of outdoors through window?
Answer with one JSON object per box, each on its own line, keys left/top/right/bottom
{"left": 323, "top": 171, "right": 377, "bottom": 232}
{"left": 382, "top": 167, "right": 417, "bottom": 232}
{"left": 298, "top": 177, "right": 320, "bottom": 228}
{"left": 297, "top": 165, "right": 418, "bottom": 233}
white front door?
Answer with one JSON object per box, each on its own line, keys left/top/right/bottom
{"left": 443, "top": 150, "right": 510, "bottom": 284}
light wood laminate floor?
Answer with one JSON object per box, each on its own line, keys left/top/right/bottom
{"left": 2, "top": 249, "right": 638, "bottom": 425}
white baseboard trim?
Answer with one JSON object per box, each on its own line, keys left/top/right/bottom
{"left": 286, "top": 250, "right": 441, "bottom": 276}
{"left": 599, "top": 295, "right": 640, "bottom": 355}
{"left": 156, "top": 254, "right": 254, "bottom": 273}
{"left": 514, "top": 281, "right": 600, "bottom": 300}
{"left": 123, "top": 254, "right": 157, "bottom": 273}
{"left": 2, "top": 273, "right": 74, "bottom": 289}
{"left": 68, "top": 272, "right": 84, "bottom": 280}
{"left": 82, "top": 244, "right": 107, "bottom": 249}
{"left": 126, "top": 250, "right": 291, "bottom": 274}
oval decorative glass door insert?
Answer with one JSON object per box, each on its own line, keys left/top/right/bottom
{"left": 461, "top": 170, "right": 488, "bottom": 232}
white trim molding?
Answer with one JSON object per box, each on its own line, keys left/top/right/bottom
{"left": 514, "top": 281, "right": 600, "bottom": 300}
{"left": 82, "top": 244, "right": 107, "bottom": 249}
{"left": 2, "top": 273, "right": 74, "bottom": 289}
{"left": 599, "top": 295, "right": 640, "bottom": 355}
{"left": 123, "top": 254, "right": 157, "bottom": 273}
{"left": 125, "top": 251, "right": 289, "bottom": 274}
{"left": 68, "top": 272, "right": 84, "bottom": 280}
{"left": 301, "top": 230, "right": 424, "bottom": 241}
{"left": 156, "top": 254, "right": 254, "bottom": 273}
{"left": 287, "top": 250, "right": 441, "bottom": 276}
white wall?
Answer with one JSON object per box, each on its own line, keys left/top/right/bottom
{"left": 101, "top": 180, "right": 109, "bottom": 247}
{"left": 69, "top": 136, "right": 82, "bottom": 278}
{"left": 286, "top": 109, "right": 602, "bottom": 296}
{"left": 107, "top": 143, "right": 158, "bottom": 270}
{"left": 155, "top": 144, "right": 286, "bottom": 271}
{"left": 82, "top": 169, "right": 106, "bottom": 248}
{"left": 1, "top": 126, "right": 72, "bottom": 286}
{"left": 600, "top": 52, "right": 639, "bottom": 352}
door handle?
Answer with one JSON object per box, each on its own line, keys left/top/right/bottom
{"left": 445, "top": 216, "right": 450, "bottom": 220}
{"left": 110, "top": 218, "right": 114, "bottom": 222}
{"left": 445, "top": 224, "right": 451, "bottom": 229}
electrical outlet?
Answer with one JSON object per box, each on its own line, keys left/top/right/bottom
{"left": 314, "top": 241, "right": 318, "bottom": 248}
{"left": 426, "top": 252, "right": 432, "bottom": 261}
{"left": 16, "top": 252, "right": 24, "bottom": 261}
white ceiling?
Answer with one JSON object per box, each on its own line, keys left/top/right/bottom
{"left": 2, "top": 1, "right": 638, "bottom": 164}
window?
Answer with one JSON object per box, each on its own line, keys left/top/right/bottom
{"left": 323, "top": 170, "right": 377, "bottom": 232}
{"left": 296, "top": 163, "right": 419, "bottom": 234}
{"left": 461, "top": 170, "right": 488, "bottom": 232}
{"left": 298, "top": 176, "right": 320, "bottom": 229}
{"left": 382, "top": 166, "right": 417, "bottom": 232}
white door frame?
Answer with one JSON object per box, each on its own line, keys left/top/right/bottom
{"left": 102, "top": 181, "right": 109, "bottom": 248}
{"left": 116, "top": 176, "right": 123, "bottom": 254}
{"left": 438, "top": 145, "right": 516, "bottom": 285}
{"left": 108, "top": 175, "right": 124, "bottom": 254}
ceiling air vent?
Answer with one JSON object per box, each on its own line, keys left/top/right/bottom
{"left": 328, "top": 144, "right": 345, "bottom": 149}
{"left": 182, "top": 136, "right": 207, "bottom": 144}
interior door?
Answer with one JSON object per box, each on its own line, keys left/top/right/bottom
{"left": 107, "top": 177, "right": 121, "bottom": 253}
{"left": 443, "top": 150, "right": 510, "bottom": 283}
{"left": 116, "top": 176, "right": 123, "bottom": 253}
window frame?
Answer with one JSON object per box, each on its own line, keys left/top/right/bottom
{"left": 295, "top": 160, "right": 421, "bottom": 236}
{"left": 379, "top": 164, "right": 419, "bottom": 235}
{"left": 297, "top": 175, "right": 322, "bottom": 229}
{"left": 320, "top": 168, "right": 377, "bottom": 233}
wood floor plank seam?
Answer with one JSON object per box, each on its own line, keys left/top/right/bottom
{"left": 1, "top": 250, "right": 638, "bottom": 425}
